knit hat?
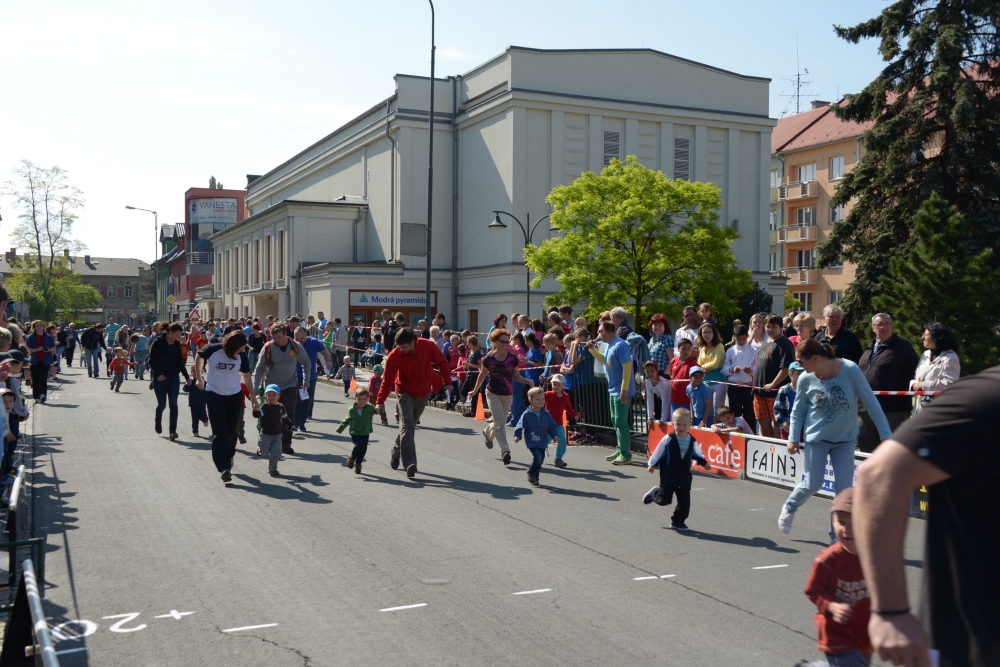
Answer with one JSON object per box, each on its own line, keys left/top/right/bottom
{"left": 373, "top": 364, "right": 384, "bottom": 374}
{"left": 264, "top": 384, "right": 281, "bottom": 395}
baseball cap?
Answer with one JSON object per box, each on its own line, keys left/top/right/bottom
{"left": 373, "top": 364, "right": 384, "bottom": 373}
{"left": 689, "top": 366, "right": 704, "bottom": 375}
{"left": 789, "top": 361, "right": 805, "bottom": 371}
{"left": 0, "top": 388, "right": 13, "bottom": 397}
{"left": 830, "top": 487, "right": 855, "bottom": 514}
{"left": 550, "top": 374, "right": 566, "bottom": 384}
{"left": 264, "top": 384, "right": 281, "bottom": 395}
{"left": 6, "top": 350, "right": 25, "bottom": 363}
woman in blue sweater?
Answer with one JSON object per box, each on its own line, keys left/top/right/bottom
{"left": 778, "top": 339, "right": 892, "bottom": 538}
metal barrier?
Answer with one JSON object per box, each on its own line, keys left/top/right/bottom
{"left": 0, "top": 559, "right": 59, "bottom": 666}
{"left": 4, "top": 467, "right": 26, "bottom": 586}
{"left": 571, "top": 377, "right": 648, "bottom": 436}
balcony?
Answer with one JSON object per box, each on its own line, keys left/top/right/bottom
{"left": 783, "top": 268, "right": 818, "bottom": 285}
{"left": 187, "top": 252, "right": 214, "bottom": 265}
{"left": 778, "top": 224, "right": 818, "bottom": 243}
{"left": 778, "top": 180, "right": 818, "bottom": 201}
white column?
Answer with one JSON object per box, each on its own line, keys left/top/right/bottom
{"left": 694, "top": 125, "right": 708, "bottom": 182}
{"left": 588, "top": 115, "right": 603, "bottom": 172}
{"left": 550, "top": 110, "right": 565, "bottom": 188}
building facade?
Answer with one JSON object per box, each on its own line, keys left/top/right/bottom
{"left": 201, "top": 47, "right": 782, "bottom": 327}
{"left": 771, "top": 100, "right": 871, "bottom": 314}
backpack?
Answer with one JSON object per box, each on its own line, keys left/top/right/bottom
{"left": 263, "top": 339, "right": 299, "bottom": 365}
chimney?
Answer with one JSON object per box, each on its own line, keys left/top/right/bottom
{"left": 811, "top": 100, "right": 831, "bottom": 110}
{"left": 63, "top": 248, "right": 70, "bottom": 257}
{"left": 4, "top": 248, "right": 15, "bottom": 263}
{"left": 85, "top": 255, "right": 91, "bottom": 265}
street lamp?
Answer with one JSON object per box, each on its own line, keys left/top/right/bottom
{"left": 424, "top": 0, "right": 435, "bottom": 325}
{"left": 488, "top": 210, "right": 552, "bottom": 318}
{"left": 126, "top": 206, "right": 157, "bottom": 322}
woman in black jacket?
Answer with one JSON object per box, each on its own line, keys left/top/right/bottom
{"left": 148, "top": 323, "right": 190, "bottom": 440}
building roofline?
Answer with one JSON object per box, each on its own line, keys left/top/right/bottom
{"left": 209, "top": 199, "right": 367, "bottom": 241}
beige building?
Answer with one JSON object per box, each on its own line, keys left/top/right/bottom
{"left": 771, "top": 100, "right": 872, "bottom": 314}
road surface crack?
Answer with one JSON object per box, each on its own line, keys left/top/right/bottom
{"left": 214, "top": 624, "right": 312, "bottom": 666}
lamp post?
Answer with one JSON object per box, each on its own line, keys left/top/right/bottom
{"left": 424, "top": 0, "right": 435, "bottom": 324}
{"left": 488, "top": 211, "right": 551, "bottom": 318}
{"left": 126, "top": 206, "right": 157, "bottom": 321}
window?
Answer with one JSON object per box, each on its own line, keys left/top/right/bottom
{"left": 830, "top": 203, "right": 845, "bottom": 223}
{"left": 770, "top": 169, "right": 780, "bottom": 188}
{"left": 673, "top": 137, "right": 690, "bottom": 181}
{"left": 797, "top": 163, "right": 816, "bottom": 182}
{"left": 233, "top": 250, "right": 239, "bottom": 289}
{"left": 468, "top": 309, "right": 479, "bottom": 334}
{"left": 254, "top": 239, "right": 260, "bottom": 283}
{"left": 793, "top": 291, "right": 813, "bottom": 312}
{"left": 769, "top": 252, "right": 778, "bottom": 272}
{"left": 829, "top": 290, "right": 843, "bottom": 304}
{"left": 602, "top": 130, "right": 621, "bottom": 167}
{"left": 243, "top": 244, "right": 249, "bottom": 286}
{"left": 278, "top": 231, "right": 284, "bottom": 279}
{"left": 795, "top": 249, "right": 816, "bottom": 268}
{"left": 796, "top": 206, "right": 816, "bottom": 226}
{"left": 108, "top": 284, "right": 117, "bottom": 300}
{"left": 265, "top": 235, "right": 271, "bottom": 282}
{"left": 830, "top": 156, "right": 845, "bottom": 180}
{"left": 124, "top": 285, "right": 133, "bottom": 299}
{"left": 769, "top": 211, "right": 779, "bottom": 230}
{"left": 829, "top": 258, "right": 844, "bottom": 269}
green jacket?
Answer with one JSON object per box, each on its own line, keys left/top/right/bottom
{"left": 337, "top": 403, "right": 377, "bottom": 436}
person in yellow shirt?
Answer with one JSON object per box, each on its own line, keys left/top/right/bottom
{"left": 696, "top": 322, "right": 727, "bottom": 418}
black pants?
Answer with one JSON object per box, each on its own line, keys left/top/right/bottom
{"left": 350, "top": 434, "right": 369, "bottom": 462}
{"left": 153, "top": 375, "right": 180, "bottom": 433}
{"left": 30, "top": 364, "right": 49, "bottom": 400}
{"left": 191, "top": 405, "right": 208, "bottom": 432}
{"left": 206, "top": 391, "right": 243, "bottom": 472}
{"left": 650, "top": 485, "right": 691, "bottom": 524}
{"left": 65, "top": 346, "right": 76, "bottom": 366}
{"left": 727, "top": 385, "right": 756, "bottom": 433}
{"left": 279, "top": 387, "right": 298, "bottom": 451}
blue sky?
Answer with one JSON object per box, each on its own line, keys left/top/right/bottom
{"left": 0, "top": 0, "right": 885, "bottom": 261}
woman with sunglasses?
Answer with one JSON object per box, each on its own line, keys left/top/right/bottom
{"left": 777, "top": 338, "right": 891, "bottom": 539}
{"left": 470, "top": 328, "right": 535, "bottom": 466}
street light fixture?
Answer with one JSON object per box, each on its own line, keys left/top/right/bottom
{"left": 424, "top": 0, "right": 435, "bottom": 325}
{"left": 488, "top": 210, "right": 553, "bottom": 318}
{"left": 126, "top": 206, "right": 158, "bottom": 322}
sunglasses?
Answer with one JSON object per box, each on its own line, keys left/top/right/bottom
{"left": 496, "top": 339, "right": 510, "bottom": 344}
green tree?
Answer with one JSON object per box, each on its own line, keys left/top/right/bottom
{"left": 873, "top": 193, "right": 1000, "bottom": 374}
{"left": 784, "top": 291, "right": 804, "bottom": 312}
{"left": 4, "top": 258, "right": 101, "bottom": 322}
{"left": 208, "top": 175, "right": 224, "bottom": 189}
{"left": 819, "top": 0, "right": 1000, "bottom": 330}
{"left": 525, "top": 156, "right": 752, "bottom": 329}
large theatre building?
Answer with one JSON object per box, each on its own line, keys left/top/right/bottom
{"left": 199, "top": 46, "right": 781, "bottom": 328}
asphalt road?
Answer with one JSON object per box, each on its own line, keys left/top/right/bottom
{"left": 29, "top": 364, "right": 926, "bottom": 667}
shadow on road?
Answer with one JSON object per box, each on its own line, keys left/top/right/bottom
{"left": 671, "top": 529, "right": 800, "bottom": 554}
{"left": 362, "top": 471, "right": 534, "bottom": 501}
{"left": 230, "top": 473, "right": 333, "bottom": 504}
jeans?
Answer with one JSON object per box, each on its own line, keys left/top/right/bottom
{"left": 350, "top": 434, "right": 369, "bottom": 463}
{"left": 393, "top": 393, "right": 428, "bottom": 469}
{"left": 248, "top": 350, "right": 260, "bottom": 377}
{"left": 669, "top": 403, "right": 690, "bottom": 419}
{"left": 609, "top": 395, "right": 631, "bottom": 459}
{"left": 528, "top": 447, "right": 545, "bottom": 477}
{"left": 110, "top": 372, "right": 124, "bottom": 391}
{"left": 484, "top": 391, "right": 514, "bottom": 454}
{"left": 55, "top": 346, "right": 65, "bottom": 372}
{"left": 190, "top": 405, "right": 208, "bottom": 432}
{"left": 279, "top": 387, "right": 298, "bottom": 450}
{"left": 784, "top": 439, "right": 856, "bottom": 539}
{"left": 554, "top": 425, "right": 568, "bottom": 460}
{"left": 84, "top": 348, "right": 102, "bottom": 376}
{"left": 650, "top": 486, "right": 691, "bottom": 524}
{"left": 206, "top": 390, "right": 243, "bottom": 472}
{"left": 30, "top": 364, "right": 49, "bottom": 400}
{"left": 153, "top": 375, "right": 181, "bottom": 433}
{"left": 133, "top": 349, "right": 148, "bottom": 380}
{"left": 507, "top": 378, "right": 526, "bottom": 426}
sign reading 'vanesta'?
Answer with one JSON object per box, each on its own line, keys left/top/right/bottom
{"left": 189, "top": 198, "right": 239, "bottom": 225}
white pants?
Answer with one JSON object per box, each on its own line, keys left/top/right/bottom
{"left": 484, "top": 391, "right": 513, "bottom": 454}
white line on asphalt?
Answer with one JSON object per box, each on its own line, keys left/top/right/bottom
{"left": 659, "top": 575, "right": 676, "bottom": 578}
{"left": 752, "top": 564, "right": 789, "bottom": 570}
{"left": 633, "top": 576, "right": 658, "bottom": 580}
{"left": 222, "top": 623, "right": 278, "bottom": 632}
{"left": 56, "top": 648, "right": 87, "bottom": 656}
{"left": 748, "top": 508, "right": 764, "bottom": 511}
{"left": 379, "top": 603, "right": 427, "bottom": 612}
{"left": 512, "top": 589, "right": 551, "bottom": 595}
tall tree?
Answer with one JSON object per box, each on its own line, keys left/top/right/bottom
{"left": 525, "top": 156, "right": 752, "bottom": 328}
{"left": 208, "top": 175, "right": 224, "bottom": 189}
{"left": 4, "top": 260, "right": 101, "bottom": 322}
{"left": 873, "top": 193, "right": 1000, "bottom": 374}
{"left": 818, "top": 1, "right": 1000, "bottom": 330}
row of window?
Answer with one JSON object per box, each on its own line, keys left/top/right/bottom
{"left": 770, "top": 156, "right": 846, "bottom": 187}
{"left": 82, "top": 283, "right": 133, "bottom": 300}
{"left": 769, "top": 204, "right": 845, "bottom": 230}
{"left": 788, "top": 291, "right": 843, "bottom": 313}
{"left": 219, "top": 230, "right": 284, "bottom": 290}
{"left": 769, "top": 250, "right": 844, "bottom": 271}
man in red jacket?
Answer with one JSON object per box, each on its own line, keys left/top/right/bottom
{"left": 376, "top": 327, "right": 451, "bottom": 478}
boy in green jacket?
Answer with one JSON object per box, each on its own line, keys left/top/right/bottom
{"left": 337, "top": 387, "right": 377, "bottom": 474}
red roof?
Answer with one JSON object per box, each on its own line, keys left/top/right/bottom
{"left": 772, "top": 100, "right": 873, "bottom": 154}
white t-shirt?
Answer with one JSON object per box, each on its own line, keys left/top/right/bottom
{"left": 674, "top": 326, "right": 699, "bottom": 352}
{"left": 199, "top": 344, "right": 250, "bottom": 396}
{"left": 644, "top": 377, "right": 670, "bottom": 422}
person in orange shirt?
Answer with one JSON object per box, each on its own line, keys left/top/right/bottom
{"left": 544, "top": 374, "right": 576, "bottom": 469}
{"left": 108, "top": 348, "right": 136, "bottom": 393}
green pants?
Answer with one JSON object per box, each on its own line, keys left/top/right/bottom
{"left": 609, "top": 397, "right": 631, "bottom": 459}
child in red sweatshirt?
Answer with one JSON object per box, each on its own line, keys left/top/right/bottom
{"left": 799, "top": 487, "right": 872, "bottom": 667}
{"left": 544, "top": 374, "right": 576, "bottom": 469}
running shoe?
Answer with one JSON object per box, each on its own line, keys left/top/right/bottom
{"left": 390, "top": 449, "right": 400, "bottom": 470}
{"left": 346, "top": 456, "right": 355, "bottom": 468}
{"left": 483, "top": 429, "right": 493, "bottom": 449}
{"left": 670, "top": 522, "right": 690, "bottom": 531}
{"left": 169, "top": 433, "right": 178, "bottom": 442}
{"left": 553, "top": 459, "right": 567, "bottom": 468}
{"left": 611, "top": 456, "right": 632, "bottom": 466}
{"left": 406, "top": 464, "right": 417, "bottom": 478}
{"left": 527, "top": 473, "right": 540, "bottom": 486}
{"left": 354, "top": 461, "right": 362, "bottom": 475}
{"left": 643, "top": 487, "right": 658, "bottom": 505}
{"left": 778, "top": 506, "right": 794, "bottom": 534}
{"left": 269, "top": 470, "right": 279, "bottom": 477}
{"left": 221, "top": 470, "right": 232, "bottom": 483}
{"left": 502, "top": 451, "right": 511, "bottom": 465}
{"left": 605, "top": 453, "right": 618, "bottom": 461}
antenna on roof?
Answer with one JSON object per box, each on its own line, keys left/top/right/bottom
{"left": 779, "top": 32, "right": 816, "bottom": 115}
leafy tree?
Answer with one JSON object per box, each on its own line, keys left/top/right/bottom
{"left": 208, "top": 176, "right": 224, "bottom": 189}
{"left": 137, "top": 267, "right": 156, "bottom": 307}
{"left": 784, "top": 291, "right": 803, "bottom": 312}
{"left": 525, "top": 156, "right": 752, "bottom": 329}
{"left": 819, "top": 0, "right": 1000, "bottom": 331}
{"left": 4, "top": 258, "right": 101, "bottom": 322}
{"left": 873, "top": 193, "right": 1000, "bottom": 374}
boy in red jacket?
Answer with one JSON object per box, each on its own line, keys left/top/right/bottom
{"left": 799, "top": 487, "right": 872, "bottom": 667}
{"left": 544, "top": 374, "right": 575, "bottom": 469}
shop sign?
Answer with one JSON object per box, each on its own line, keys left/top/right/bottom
{"left": 349, "top": 291, "right": 436, "bottom": 308}
{"left": 189, "top": 198, "right": 238, "bottom": 225}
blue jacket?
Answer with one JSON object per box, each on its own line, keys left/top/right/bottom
{"left": 513, "top": 408, "right": 560, "bottom": 451}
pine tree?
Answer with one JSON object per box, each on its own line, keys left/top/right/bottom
{"left": 873, "top": 193, "right": 1000, "bottom": 374}
{"left": 817, "top": 1, "right": 1000, "bottom": 331}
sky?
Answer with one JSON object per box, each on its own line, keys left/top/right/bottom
{"left": 0, "top": 0, "right": 885, "bottom": 263}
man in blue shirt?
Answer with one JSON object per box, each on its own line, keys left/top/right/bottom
{"left": 316, "top": 311, "right": 328, "bottom": 333}
{"left": 589, "top": 320, "right": 636, "bottom": 465}
{"left": 293, "top": 326, "right": 334, "bottom": 430}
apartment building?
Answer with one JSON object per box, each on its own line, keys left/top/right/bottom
{"left": 771, "top": 100, "right": 872, "bottom": 314}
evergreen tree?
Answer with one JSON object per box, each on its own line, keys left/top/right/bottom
{"left": 818, "top": 1, "right": 1000, "bottom": 331}
{"left": 873, "top": 193, "right": 1000, "bottom": 374}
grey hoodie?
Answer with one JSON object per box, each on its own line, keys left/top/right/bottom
{"left": 254, "top": 339, "right": 311, "bottom": 391}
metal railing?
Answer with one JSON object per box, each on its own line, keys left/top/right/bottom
{"left": 0, "top": 559, "right": 59, "bottom": 666}
{"left": 571, "top": 376, "right": 648, "bottom": 436}
{"left": 186, "top": 252, "right": 214, "bottom": 265}
{"left": 5, "top": 466, "right": 25, "bottom": 585}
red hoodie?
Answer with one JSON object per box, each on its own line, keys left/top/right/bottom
{"left": 376, "top": 338, "right": 451, "bottom": 404}
{"left": 804, "top": 542, "right": 872, "bottom": 655}
{"left": 544, "top": 390, "right": 576, "bottom": 424}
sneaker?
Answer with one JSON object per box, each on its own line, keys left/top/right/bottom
{"left": 381, "top": 418, "right": 389, "bottom": 426}
{"left": 611, "top": 456, "right": 632, "bottom": 466}
{"left": 502, "top": 451, "right": 511, "bottom": 465}
{"left": 169, "top": 433, "right": 179, "bottom": 442}
{"left": 670, "top": 522, "right": 690, "bottom": 531}
{"left": 354, "top": 461, "right": 362, "bottom": 475}
{"left": 155, "top": 419, "right": 162, "bottom": 434}
{"left": 346, "top": 456, "right": 355, "bottom": 468}
{"left": 255, "top": 450, "right": 263, "bottom": 457}
{"left": 406, "top": 464, "right": 417, "bottom": 478}
{"left": 221, "top": 470, "right": 232, "bottom": 483}
{"left": 390, "top": 449, "right": 400, "bottom": 470}
{"left": 238, "top": 435, "right": 247, "bottom": 444}
{"left": 553, "top": 459, "right": 567, "bottom": 468}
{"left": 110, "top": 385, "right": 114, "bottom": 391}
{"left": 299, "top": 424, "right": 307, "bottom": 432}
{"left": 528, "top": 473, "right": 540, "bottom": 486}
{"left": 283, "top": 447, "right": 295, "bottom": 455}
{"left": 483, "top": 429, "right": 493, "bottom": 449}
{"left": 269, "top": 470, "right": 280, "bottom": 477}
{"left": 778, "top": 506, "right": 794, "bottom": 534}
{"left": 193, "top": 430, "right": 199, "bottom": 436}
{"left": 605, "top": 453, "right": 618, "bottom": 461}
{"left": 114, "top": 388, "right": 120, "bottom": 393}
{"left": 643, "top": 487, "right": 658, "bottom": 505}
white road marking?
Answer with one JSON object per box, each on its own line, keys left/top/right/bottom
{"left": 752, "top": 564, "right": 789, "bottom": 570}
{"left": 633, "top": 576, "right": 658, "bottom": 581}
{"left": 56, "top": 647, "right": 87, "bottom": 656}
{"left": 748, "top": 508, "right": 764, "bottom": 511}
{"left": 693, "top": 488, "right": 705, "bottom": 490}
{"left": 51, "top": 619, "right": 98, "bottom": 641}
{"left": 659, "top": 575, "right": 676, "bottom": 578}
{"left": 154, "top": 610, "right": 196, "bottom": 620}
{"left": 512, "top": 589, "right": 551, "bottom": 595}
{"left": 222, "top": 623, "right": 279, "bottom": 632}
{"left": 103, "top": 613, "right": 146, "bottom": 633}
{"left": 379, "top": 603, "right": 427, "bottom": 612}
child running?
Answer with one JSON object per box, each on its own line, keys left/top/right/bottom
{"left": 184, "top": 374, "right": 209, "bottom": 436}
{"left": 544, "top": 374, "right": 575, "bottom": 468}
{"left": 337, "top": 388, "right": 377, "bottom": 474}
{"left": 108, "top": 347, "right": 135, "bottom": 393}
{"left": 513, "top": 386, "right": 560, "bottom": 487}
{"left": 253, "top": 384, "right": 293, "bottom": 477}
{"left": 643, "top": 408, "right": 711, "bottom": 531}
{"left": 368, "top": 364, "right": 389, "bottom": 425}
{"left": 334, "top": 355, "right": 355, "bottom": 398}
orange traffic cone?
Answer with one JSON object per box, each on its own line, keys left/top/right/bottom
{"left": 562, "top": 410, "right": 569, "bottom": 427}
{"left": 475, "top": 398, "right": 486, "bottom": 420}
{"left": 350, "top": 376, "right": 358, "bottom": 392}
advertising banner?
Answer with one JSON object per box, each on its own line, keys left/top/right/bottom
{"left": 745, "top": 438, "right": 868, "bottom": 499}
{"left": 349, "top": 291, "right": 436, "bottom": 308}
{"left": 189, "top": 198, "right": 239, "bottom": 225}
{"left": 647, "top": 424, "right": 746, "bottom": 479}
